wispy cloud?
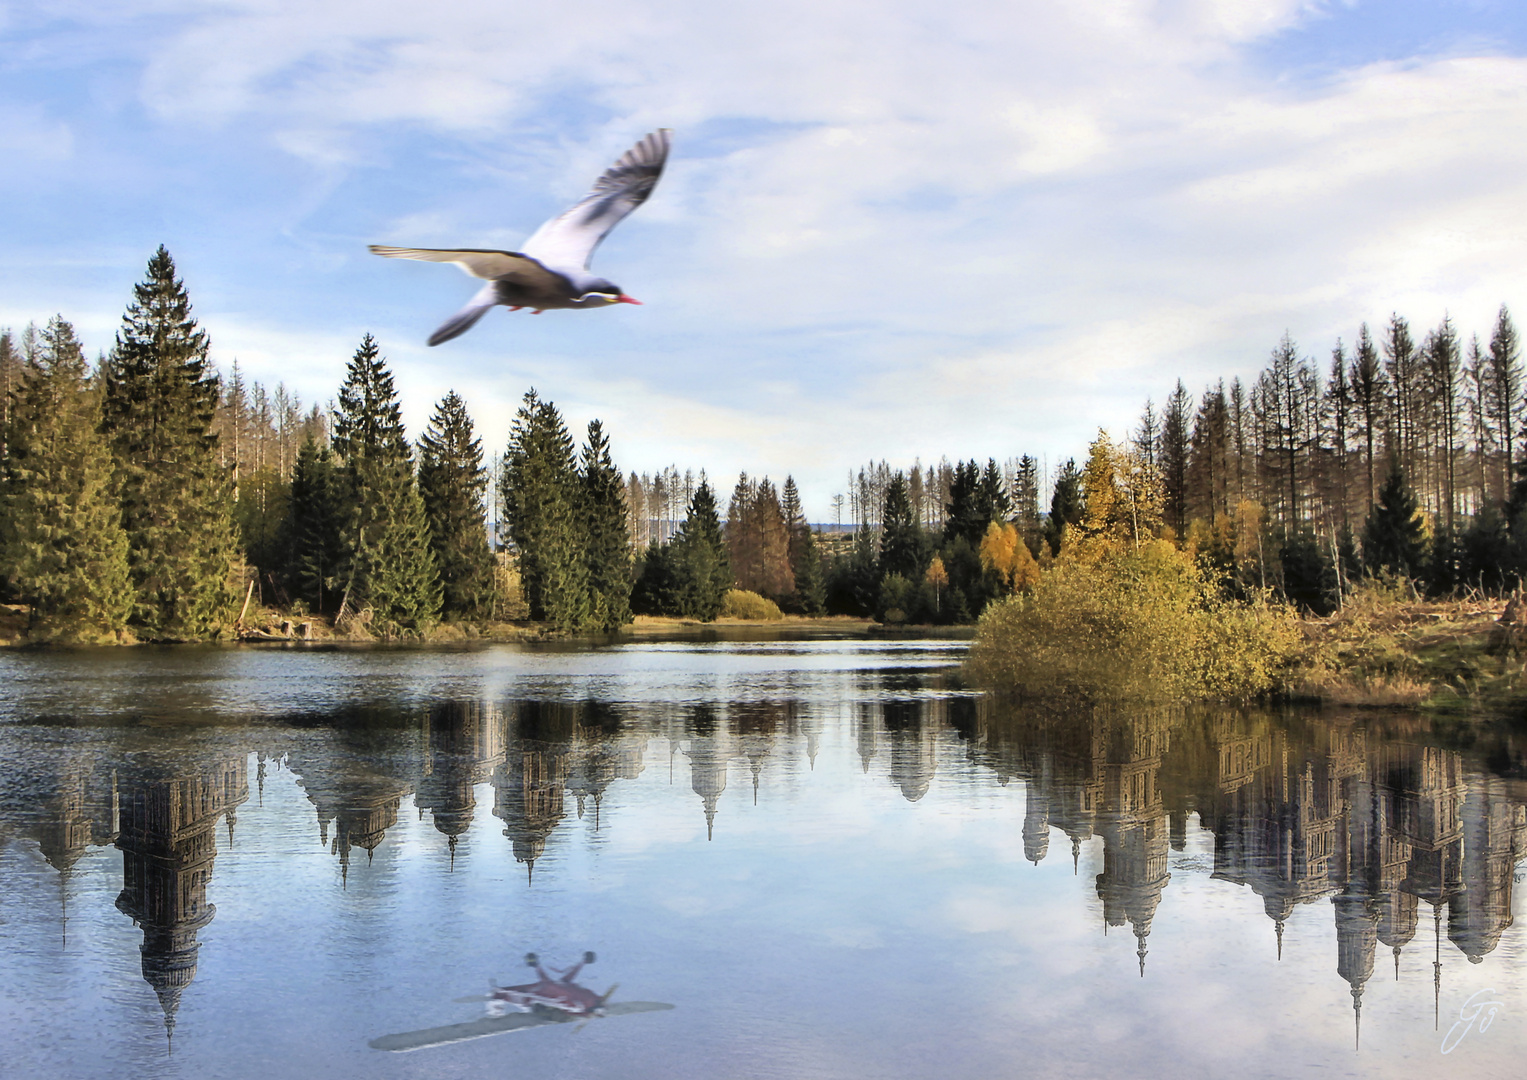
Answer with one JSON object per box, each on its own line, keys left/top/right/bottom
{"left": 1, "top": 1, "right": 1525, "bottom": 511}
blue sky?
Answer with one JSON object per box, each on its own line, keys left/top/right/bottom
{"left": 3, "top": 1, "right": 1526, "bottom": 515}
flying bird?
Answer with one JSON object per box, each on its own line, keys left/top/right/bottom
{"left": 371, "top": 129, "right": 671, "bottom": 346}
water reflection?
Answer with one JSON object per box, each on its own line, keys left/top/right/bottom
{"left": 115, "top": 757, "right": 248, "bottom": 1047}
{"left": 968, "top": 705, "right": 1527, "bottom": 1045}
{"left": 1, "top": 655, "right": 1525, "bottom": 1073}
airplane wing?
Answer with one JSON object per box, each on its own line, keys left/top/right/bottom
{"left": 369, "top": 1002, "right": 675, "bottom": 1053}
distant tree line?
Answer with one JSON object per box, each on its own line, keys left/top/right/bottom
{"left": 6, "top": 253, "right": 1523, "bottom": 637}
{"left": 804, "top": 307, "right": 1527, "bottom": 622}
{"left": 2, "top": 249, "right": 494, "bottom": 638}
{"left": 1126, "top": 309, "right": 1526, "bottom": 611}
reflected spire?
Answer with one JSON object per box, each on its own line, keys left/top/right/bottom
{"left": 60, "top": 866, "right": 69, "bottom": 950}
{"left": 1276, "top": 918, "right": 1284, "bottom": 962}
{"left": 1433, "top": 904, "right": 1442, "bottom": 1030}
{"left": 113, "top": 756, "right": 246, "bottom": 1052}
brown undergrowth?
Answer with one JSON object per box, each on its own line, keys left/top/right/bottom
{"left": 1290, "top": 579, "right": 1524, "bottom": 711}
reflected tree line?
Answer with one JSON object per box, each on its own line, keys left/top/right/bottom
{"left": 3, "top": 699, "right": 1526, "bottom": 1048}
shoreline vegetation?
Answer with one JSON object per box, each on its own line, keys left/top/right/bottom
{"left": 6, "top": 247, "right": 1527, "bottom": 718}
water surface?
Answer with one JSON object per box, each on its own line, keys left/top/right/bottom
{"left": 0, "top": 640, "right": 1523, "bottom": 1079}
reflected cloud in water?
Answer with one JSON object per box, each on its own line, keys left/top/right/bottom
{"left": 0, "top": 641, "right": 1524, "bottom": 1077}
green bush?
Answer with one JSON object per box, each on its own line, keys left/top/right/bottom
{"left": 965, "top": 537, "right": 1299, "bottom": 702}
{"left": 719, "top": 589, "right": 784, "bottom": 621}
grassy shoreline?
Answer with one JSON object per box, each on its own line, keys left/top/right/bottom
{"left": 0, "top": 604, "right": 884, "bottom": 648}
{"left": 1289, "top": 594, "right": 1527, "bottom": 714}
{"left": 6, "top": 596, "right": 1525, "bottom": 719}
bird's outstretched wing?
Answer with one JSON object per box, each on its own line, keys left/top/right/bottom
{"left": 368, "top": 245, "right": 561, "bottom": 285}
{"left": 428, "top": 283, "right": 499, "bottom": 347}
{"left": 520, "top": 130, "right": 671, "bottom": 272}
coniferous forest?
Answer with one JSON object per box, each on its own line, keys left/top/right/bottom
{"left": 2, "top": 246, "right": 1525, "bottom": 643}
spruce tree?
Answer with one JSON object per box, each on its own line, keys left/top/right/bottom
{"left": 100, "top": 246, "right": 237, "bottom": 640}
{"left": 781, "top": 475, "right": 825, "bottom": 615}
{"left": 977, "top": 458, "right": 1011, "bottom": 524}
{"left": 1160, "top": 380, "right": 1193, "bottom": 536}
{"left": 418, "top": 391, "right": 495, "bottom": 620}
{"left": 1, "top": 316, "right": 133, "bottom": 640}
{"left": 673, "top": 480, "right": 731, "bottom": 620}
{"left": 331, "top": 334, "right": 441, "bottom": 633}
{"left": 284, "top": 436, "right": 348, "bottom": 613}
{"left": 944, "top": 460, "right": 984, "bottom": 546}
{"left": 1363, "top": 467, "right": 1427, "bottom": 579}
{"left": 1044, "top": 458, "right": 1083, "bottom": 554}
{"left": 580, "top": 419, "right": 633, "bottom": 631}
{"left": 880, "top": 472, "right": 924, "bottom": 581}
{"left": 632, "top": 541, "right": 682, "bottom": 616}
{"left": 500, "top": 389, "right": 589, "bottom": 631}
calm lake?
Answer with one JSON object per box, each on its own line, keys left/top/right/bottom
{"left": 0, "top": 638, "right": 1524, "bottom": 1079}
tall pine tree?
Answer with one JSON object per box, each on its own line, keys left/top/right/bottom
{"left": 673, "top": 480, "right": 731, "bottom": 620}
{"left": 781, "top": 475, "right": 825, "bottom": 614}
{"left": 1363, "top": 467, "right": 1427, "bottom": 580}
{"left": 331, "top": 334, "right": 441, "bottom": 633}
{"left": 581, "top": 419, "right": 633, "bottom": 632}
{"left": 500, "top": 389, "right": 589, "bottom": 631}
{"left": 418, "top": 391, "right": 495, "bottom": 620}
{"left": 100, "top": 246, "right": 237, "bottom": 640}
{"left": 880, "top": 471, "right": 924, "bottom": 580}
{"left": 284, "top": 436, "right": 348, "bottom": 613}
{"left": 1, "top": 316, "right": 133, "bottom": 640}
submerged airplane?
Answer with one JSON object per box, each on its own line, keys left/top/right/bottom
{"left": 369, "top": 952, "right": 673, "bottom": 1053}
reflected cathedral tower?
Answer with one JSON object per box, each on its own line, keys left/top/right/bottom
{"left": 114, "top": 756, "right": 248, "bottom": 1046}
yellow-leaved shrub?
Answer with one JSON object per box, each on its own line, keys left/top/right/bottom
{"left": 719, "top": 589, "right": 783, "bottom": 621}
{"left": 965, "top": 536, "right": 1299, "bottom": 702}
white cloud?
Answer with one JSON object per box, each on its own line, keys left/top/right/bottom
{"left": 3, "top": 1, "right": 1527, "bottom": 511}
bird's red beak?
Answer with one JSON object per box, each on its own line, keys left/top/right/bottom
{"left": 615, "top": 295, "right": 643, "bottom": 305}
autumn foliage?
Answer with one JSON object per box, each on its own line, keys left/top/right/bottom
{"left": 966, "top": 535, "right": 1300, "bottom": 702}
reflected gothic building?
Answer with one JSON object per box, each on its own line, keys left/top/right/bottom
{"left": 6, "top": 688, "right": 1527, "bottom": 1053}
{"left": 114, "top": 755, "right": 249, "bottom": 1046}
{"left": 968, "top": 700, "right": 1527, "bottom": 1043}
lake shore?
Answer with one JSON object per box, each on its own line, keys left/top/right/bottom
{"left": 1289, "top": 594, "right": 1527, "bottom": 714}
{"left": 5, "top": 597, "right": 1522, "bottom": 715}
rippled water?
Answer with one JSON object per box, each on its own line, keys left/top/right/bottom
{"left": 0, "top": 639, "right": 1523, "bottom": 1079}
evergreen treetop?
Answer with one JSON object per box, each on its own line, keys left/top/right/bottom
{"left": 1363, "top": 467, "right": 1427, "bottom": 579}
{"left": 332, "top": 333, "right": 408, "bottom": 464}
{"left": 581, "top": 418, "right": 633, "bottom": 632}
{"left": 331, "top": 335, "right": 440, "bottom": 633}
{"left": 1, "top": 316, "right": 133, "bottom": 640}
{"left": 99, "top": 246, "right": 236, "bottom": 640}
{"left": 880, "top": 471, "right": 924, "bottom": 580}
{"left": 501, "top": 389, "right": 588, "bottom": 630}
{"left": 419, "top": 391, "right": 495, "bottom": 620}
